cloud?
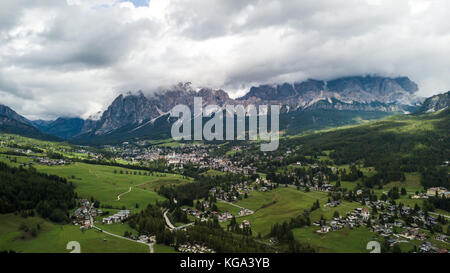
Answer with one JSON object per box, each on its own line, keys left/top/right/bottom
{"left": 0, "top": 0, "right": 450, "bottom": 119}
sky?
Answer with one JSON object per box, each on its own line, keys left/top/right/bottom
{"left": 0, "top": 0, "right": 450, "bottom": 120}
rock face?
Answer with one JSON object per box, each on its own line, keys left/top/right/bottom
{"left": 0, "top": 105, "right": 59, "bottom": 141}
{"left": 78, "top": 76, "right": 424, "bottom": 138}
{"left": 0, "top": 105, "right": 32, "bottom": 125}
{"left": 239, "top": 76, "right": 422, "bottom": 109}
{"left": 416, "top": 91, "right": 450, "bottom": 114}
{"left": 83, "top": 83, "right": 235, "bottom": 136}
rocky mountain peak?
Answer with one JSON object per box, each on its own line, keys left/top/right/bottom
{"left": 0, "top": 104, "right": 32, "bottom": 125}
{"left": 416, "top": 91, "right": 450, "bottom": 114}
{"left": 77, "top": 75, "right": 425, "bottom": 138}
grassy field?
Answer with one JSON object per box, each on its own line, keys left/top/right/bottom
{"left": 154, "top": 244, "right": 180, "bottom": 253}
{"left": 137, "top": 177, "right": 193, "bottom": 191}
{"left": 230, "top": 187, "right": 354, "bottom": 236}
{"left": 293, "top": 226, "right": 377, "bottom": 253}
{"left": 216, "top": 186, "right": 369, "bottom": 237}
{"left": 0, "top": 153, "right": 194, "bottom": 209}
{"left": 35, "top": 162, "right": 175, "bottom": 209}
{"left": 216, "top": 201, "right": 242, "bottom": 215}
{"left": 0, "top": 214, "right": 148, "bottom": 253}
{"left": 0, "top": 134, "right": 94, "bottom": 160}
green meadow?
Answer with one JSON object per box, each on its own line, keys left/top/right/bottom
{"left": 137, "top": 177, "right": 193, "bottom": 191}
{"left": 0, "top": 153, "right": 193, "bottom": 209}
{"left": 292, "top": 226, "right": 377, "bottom": 253}
{"left": 229, "top": 187, "right": 365, "bottom": 236}
{"left": 35, "top": 163, "right": 193, "bottom": 209}
{"left": 0, "top": 214, "right": 148, "bottom": 253}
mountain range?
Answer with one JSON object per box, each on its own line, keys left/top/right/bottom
{"left": 1, "top": 75, "right": 448, "bottom": 144}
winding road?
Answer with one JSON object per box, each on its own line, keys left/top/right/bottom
{"left": 117, "top": 187, "right": 132, "bottom": 201}
{"left": 429, "top": 212, "right": 450, "bottom": 219}
{"left": 163, "top": 209, "right": 176, "bottom": 230}
{"left": 91, "top": 216, "right": 154, "bottom": 253}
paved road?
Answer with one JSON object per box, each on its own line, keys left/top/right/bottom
{"left": 91, "top": 216, "right": 154, "bottom": 253}
{"left": 218, "top": 199, "right": 255, "bottom": 217}
{"left": 174, "top": 222, "right": 194, "bottom": 230}
{"left": 218, "top": 199, "right": 246, "bottom": 210}
{"left": 429, "top": 212, "right": 450, "bottom": 219}
{"left": 163, "top": 209, "right": 195, "bottom": 231}
{"left": 163, "top": 209, "right": 176, "bottom": 230}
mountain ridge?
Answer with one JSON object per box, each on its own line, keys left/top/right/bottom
{"left": 1, "top": 75, "right": 445, "bottom": 143}
{"left": 79, "top": 75, "right": 423, "bottom": 139}
{"left": 415, "top": 90, "right": 450, "bottom": 114}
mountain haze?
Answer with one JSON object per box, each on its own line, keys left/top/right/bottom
{"left": 0, "top": 75, "right": 437, "bottom": 144}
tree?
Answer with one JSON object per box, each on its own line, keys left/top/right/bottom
{"left": 333, "top": 211, "right": 339, "bottom": 218}
{"left": 401, "top": 187, "right": 407, "bottom": 195}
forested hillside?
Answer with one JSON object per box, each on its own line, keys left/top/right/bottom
{"left": 0, "top": 162, "right": 77, "bottom": 222}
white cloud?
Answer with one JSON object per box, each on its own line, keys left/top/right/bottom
{"left": 0, "top": 0, "right": 450, "bottom": 119}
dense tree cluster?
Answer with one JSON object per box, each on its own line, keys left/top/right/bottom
{"left": 181, "top": 221, "right": 274, "bottom": 253}
{"left": 269, "top": 213, "right": 315, "bottom": 253}
{"left": 127, "top": 204, "right": 166, "bottom": 235}
{"left": 257, "top": 109, "right": 450, "bottom": 189}
{"left": 158, "top": 173, "right": 249, "bottom": 206}
{"left": 426, "top": 196, "right": 450, "bottom": 212}
{"left": 421, "top": 167, "right": 449, "bottom": 189}
{"left": 0, "top": 162, "right": 76, "bottom": 222}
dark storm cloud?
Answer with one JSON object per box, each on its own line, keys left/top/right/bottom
{"left": 0, "top": 0, "right": 449, "bottom": 119}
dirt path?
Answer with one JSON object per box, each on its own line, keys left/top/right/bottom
{"left": 117, "top": 187, "right": 132, "bottom": 201}
{"left": 115, "top": 181, "right": 154, "bottom": 201}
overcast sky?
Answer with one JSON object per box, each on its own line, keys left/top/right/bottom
{"left": 1, "top": 0, "right": 450, "bottom": 120}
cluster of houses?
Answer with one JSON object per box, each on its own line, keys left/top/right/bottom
{"left": 238, "top": 208, "right": 254, "bottom": 217}
{"left": 71, "top": 199, "right": 101, "bottom": 228}
{"left": 34, "top": 157, "right": 71, "bottom": 166}
{"left": 106, "top": 142, "right": 258, "bottom": 174}
{"left": 198, "top": 157, "right": 256, "bottom": 174}
{"left": 325, "top": 200, "right": 342, "bottom": 208}
{"left": 181, "top": 203, "right": 253, "bottom": 223}
{"left": 210, "top": 188, "right": 239, "bottom": 203}
{"left": 217, "top": 212, "right": 234, "bottom": 222}
{"left": 178, "top": 243, "right": 215, "bottom": 253}
{"left": 411, "top": 193, "right": 429, "bottom": 199}
{"left": 239, "top": 220, "right": 251, "bottom": 229}
{"left": 314, "top": 196, "right": 449, "bottom": 253}
{"left": 296, "top": 178, "right": 335, "bottom": 192}
{"left": 137, "top": 235, "right": 156, "bottom": 244}
{"left": 316, "top": 207, "right": 370, "bottom": 233}
{"left": 182, "top": 208, "right": 218, "bottom": 222}
{"left": 419, "top": 242, "right": 448, "bottom": 253}
{"left": 166, "top": 151, "right": 206, "bottom": 166}
{"left": 400, "top": 227, "right": 427, "bottom": 240}
{"left": 181, "top": 207, "right": 235, "bottom": 223}
{"left": 426, "top": 187, "right": 450, "bottom": 198}
{"left": 102, "top": 210, "right": 131, "bottom": 224}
